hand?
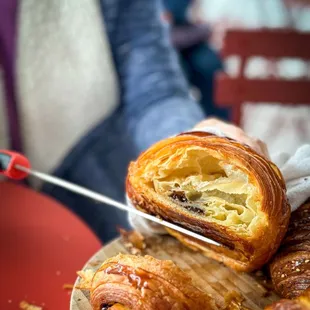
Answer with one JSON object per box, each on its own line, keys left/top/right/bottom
{"left": 194, "top": 118, "right": 270, "bottom": 159}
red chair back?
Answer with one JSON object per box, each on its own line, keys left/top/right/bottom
{"left": 215, "top": 29, "right": 310, "bottom": 124}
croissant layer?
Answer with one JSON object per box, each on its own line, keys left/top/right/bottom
{"left": 270, "top": 200, "right": 310, "bottom": 299}
{"left": 127, "top": 132, "right": 290, "bottom": 271}
{"left": 90, "top": 254, "right": 216, "bottom": 310}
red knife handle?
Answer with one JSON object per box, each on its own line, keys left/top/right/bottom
{"left": 0, "top": 150, "right": 30, "bottom": 180}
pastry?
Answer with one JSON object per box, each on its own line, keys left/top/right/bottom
{"left": 270, "top": 200, "right": 310, "bottom": 299}
{"left": 265, "top": 288, "right": 310, "bottom": 310}
{"left": 127, "top": 132, "right": 290, "bottom": 272}
{"left": 90, "top": 253, "right": 216, "bottom": 310}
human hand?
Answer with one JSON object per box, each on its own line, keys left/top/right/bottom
{"left": 194, "top": 118, "right": 270, "bottom": 159}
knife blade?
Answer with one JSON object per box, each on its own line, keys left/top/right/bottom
{"left": 15, "top": 164, "right": 221, "bottom": 247}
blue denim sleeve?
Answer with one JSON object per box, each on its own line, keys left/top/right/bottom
{"left": 116, "top": 0, "right": 205, "bottom": 151}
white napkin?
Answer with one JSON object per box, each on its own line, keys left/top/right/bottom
{"left": 127, "top": 196, "right": 167, "bottom": 235}
{"left": 272, "top": 145, "right": 310, "bottom": 212}
{"left": 128, "top": 128, "right": 310, "bottom": 233}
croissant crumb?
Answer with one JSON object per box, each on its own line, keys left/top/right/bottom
{"left": 118, "top": 228, "right": 146, "bottom": 255}
{"left": 19, "top": 301, "right": 42, "bottom": 310}
{"left": 224, "top": 291, "right": 250, "bottom": 310}
{"left": 63, "top": 283, "right": 74, "bottom": 290}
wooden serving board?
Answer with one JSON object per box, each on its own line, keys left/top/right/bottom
{"left": 70, "top": 236, "right": 280, "bottom": 310}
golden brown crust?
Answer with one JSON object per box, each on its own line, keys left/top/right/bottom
{"left": 90, "top": 254, "right": 216, "bottom": 310}
{"left": 108, "top": 304, "right": 130, "bottom": 310}
{"left": 126, "top": 132, "right": 290, "bottom": 272}
{"left": 270, "top": 201, "right": 310, "bottom": 299}
{"left": 265, "top": 288, "right": 310, "bottom": 310}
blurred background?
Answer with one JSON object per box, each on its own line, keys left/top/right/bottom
{"left": 165, "top": 0, "right": 310, "bottom": 155}
{"left": 0, "top": 0, "right": 309, "bottom": 309}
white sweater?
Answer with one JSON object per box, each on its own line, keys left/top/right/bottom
{"left": 0, "top": 0, "right": 119, "bottom": 186}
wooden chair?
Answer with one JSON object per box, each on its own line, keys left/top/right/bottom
{"left": 214, "top": 29, "right": 310, "bottom": 125}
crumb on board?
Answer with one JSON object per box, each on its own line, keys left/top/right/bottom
{"left": 89, "top": 260, "right": 102, "bottom": 267}
{"left": 19, "top": 301, "right": 43, "bottom": 310}
{"left": 118, "top": 227, "right": 146, "bottom": 255}
{"left": 75, "top": 269, "right": 95, "bottom": 290}
{"left": 223, "top": 291, "right": 250, "bottom": 310}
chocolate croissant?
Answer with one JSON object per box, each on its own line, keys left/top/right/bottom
{"left": 265, "top": 288, "right": 310, "bottom": 310}
{"left": 127, "top": 132, "right": 290, "bottom": 272}
{"left": 90, "top": 254, "right": 216, "bottom": 310}
{"left": 270, "top": 200, "right": 310, "bottom": 299}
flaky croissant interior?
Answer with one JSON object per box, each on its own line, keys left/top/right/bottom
{"left": 141, "top": 146, "right": 266, "bottom": 236}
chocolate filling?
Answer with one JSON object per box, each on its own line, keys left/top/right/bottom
{"left": 169, "top": 191, "right": 204, "bottom": 215}
{"left": 169, "top": 191, "right": 188, "bottom": 202}
{"left": 184, "top": 205, "right": 204, "bottom": 214}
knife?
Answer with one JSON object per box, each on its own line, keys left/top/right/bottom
{"left": 0, "top": 150, "right": 221, "bottom": 247}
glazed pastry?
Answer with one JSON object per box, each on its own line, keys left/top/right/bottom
{"left": 127, "top": 132, "right": 290, "bottom": 272}
{"left": 270, "top": 200, "right": 310, "bottom": 299}
{"left": 265, "top": 288, "right": 310, "bottom": 310}
{"left": 90, "top": 253, "right": 216, "bottom": 310}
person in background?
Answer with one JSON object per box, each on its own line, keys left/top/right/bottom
{"left": 162, "top": 0, "right": 230, "bottom": 120}
{"left": 0, "top": 0, "right": 255, "bottom": 243}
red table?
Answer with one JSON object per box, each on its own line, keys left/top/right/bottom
{"left": 0, "top": 181, "right": 101, "bottom": 309}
